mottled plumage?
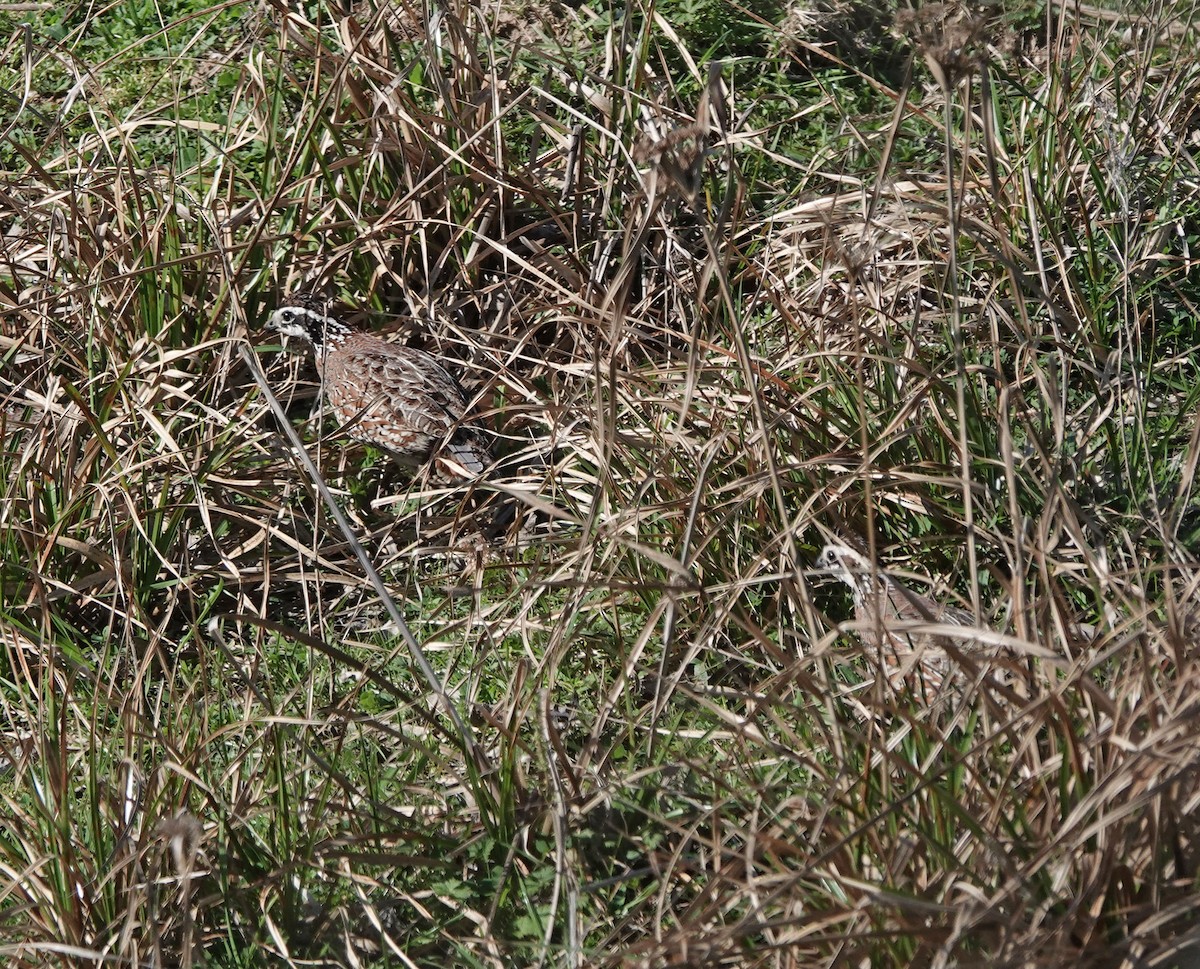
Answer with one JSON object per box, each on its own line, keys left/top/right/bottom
{"left": 270, "top": 293, "right": 491, "bottom": 477}
{"left": 817, "top": 543, "right": 981, "bottom": 693}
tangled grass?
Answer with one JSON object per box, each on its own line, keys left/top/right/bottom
{"left": 1, "top": 0, "right": 1199, "bottom": 965}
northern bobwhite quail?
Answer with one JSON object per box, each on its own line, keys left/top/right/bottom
{"left": 269, "top": 293, "right": 492, "bottom": 478}
{"left": 817, "top": 543, "right": 983, "bottom": 694}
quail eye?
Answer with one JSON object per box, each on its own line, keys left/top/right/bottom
{"left": 280, "top": 309, "right": 295, "bottom": 323}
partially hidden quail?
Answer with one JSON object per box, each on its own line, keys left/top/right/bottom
{"left": 270, "top": 293, "right": 492, "bottom": 478}
{"left": 817, "top": 543, "right": 984, "bottom": 693}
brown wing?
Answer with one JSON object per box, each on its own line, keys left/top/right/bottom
{"left": 323, "top": 340, "right": 490, "bottom": 471}
{"left": 874, "top": 576, "right": 988, "bottom": 694}
{"left": 378, "top": 348, "right": 493, "bottom": 475}
{"left": 883, "top": 579, "right": 972, "bottom": 627}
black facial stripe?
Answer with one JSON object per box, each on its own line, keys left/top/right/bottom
{"left": 287, "top": 307, "right": 335, "bottom": 327}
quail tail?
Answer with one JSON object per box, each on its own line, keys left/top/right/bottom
{"left": 436, "top": 428, "right": 493, "bottom": 479}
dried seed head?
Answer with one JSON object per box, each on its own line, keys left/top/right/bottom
{"left": 895, "top": 2, "right": 996, "bottom": 91}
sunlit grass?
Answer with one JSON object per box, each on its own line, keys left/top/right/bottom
{"left": 0, "top": 0, "right": 1198, "bottom": 965}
